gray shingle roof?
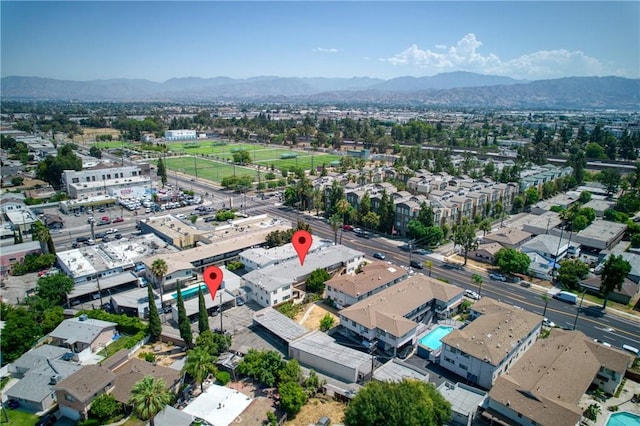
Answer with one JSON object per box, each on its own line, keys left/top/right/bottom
{"left": 49, "top": 317, "right": 117, "bottom": 345}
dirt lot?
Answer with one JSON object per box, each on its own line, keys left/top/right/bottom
{"left": 73, "top": 127, "right": 121, "bottom": 142}
{"left": 294, "top": 302, "right": 339, "bottom": 331}
{"left": 133, "top": 341, "right": 186, "bottom": 367}
{"left": 285, "top": 397, "right": 346, "bottom": 426}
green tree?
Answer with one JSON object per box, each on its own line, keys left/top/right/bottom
{"left": 0, "top": 304, "right": 42, "bottom": 365}
{"left": 579, "top": 191, "right": 592, "bottom": 203}
{"left": 35, "top": 144, "right": 82, "bottom": 189}
{"left": 26, "top": 273, "right": 74, "bottom": 312}
{"left": 425, "top": 260, "right": 433, "bottom": 277}
{"left": 600, "top": 255, "right": 631, "bottom": 309}
{"left": 156, "top": 157, "right": 168, "bottom": 188}
{"left": 306, "top": 268, "right": 330, "bottom": 294}
{"left": 41, "top": 306, "right": 65, "bottom": 334}
{"left": 599, "top": 168, "right": 621, "bottom": 195}
{"left": 344, "top": 379, "right": 452, "bottom": 426}
{"left": 584, "top": 403, "right": 602, "bottom": 422}
{"left": 232, "top": 149, "right": 251, "bottom": 164}
{"left": 278, "top": 381, "right": 307, "bottom": 417}
{"left": 585, "top": 142, "right": 605, "bottom": 159}
{"left": 362, "top": 211, "right": 380, "bottom": 231}
{"left": 358, "top": 192, "right": 372, "bottom": 222}
{"left": 195, "top": 330, "right": 231, "bottom": 356}
{"left": 176, "top": 283, "right": 193, "bottom": 347}
{"left": 129, "top": 376, "right": 173, "bottom": 426}
{"left": 236, "top": 349, "right": 286, "bottom": 387}
{"left": 89, "top": 393, "right": 120, "bottom": 423}
{"left": 479, "top": 219, "right": 491, "bottom": 236}
{"left": 557, "top": 259, "right": 590, "bottom": 290}
{"left": 454, "top": 219, "right": 478, "bottom": 266}
{"left": 197, "top": 286, "right": 208, "bottom": 334}
{"left": 494, "top": 248, "right": 531, "bottom": 275}
{"left": 88, "top": 145, "right": 103, "bottom": 159}
{"left": 183, "top": 346, "right": 217, "bottom": 392}
{"left": 631, "top": 233, "right": 640, "bottom": 248}
{"left": 524, "top": 187, "right": 540, "bottom": 206}
{"left": 147, "top": 283, "right": 162, "bottom": 342}
{"left": 278, "top": 359, "right": 302, "bottom": 384}
{"left": 319, "top": 313, "right": 335, "bottom": 331}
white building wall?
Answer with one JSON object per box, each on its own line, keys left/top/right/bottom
{"left": 289, "top": 347, "right": 361, "bottom": 383}
{"left": 486, "top": 398, "right": 541, "bottom": 426}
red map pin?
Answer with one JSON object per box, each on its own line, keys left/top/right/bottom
{"left": 203, "top": 265, "right": 223, "bottom": 301}
{"left": 292, "top": 230, "right": 312, "bottom": 266}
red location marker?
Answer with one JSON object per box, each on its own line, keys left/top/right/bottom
{"left": 292, "top": 230, "right": 313, "bottom": 265}
{"left": 203, "top": 265, "right": 223, "bottom": 301}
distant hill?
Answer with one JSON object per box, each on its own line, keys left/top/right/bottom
{"left": 1, "top": 73, "right": 638, "bottom": 109}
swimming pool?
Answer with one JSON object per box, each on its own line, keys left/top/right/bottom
{"left": 607, "top": 411, "right": 640, "bottom": 426}
{"left": 170, "top": 284, "right": 208, "bottom": 300}
{"left": 418, "top": 326, "right": 455, "bottom": 351}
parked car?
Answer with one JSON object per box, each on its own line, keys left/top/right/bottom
{"left": 35, "top": 414, "right": 56, "bottom": 426}
{"left": 342, "top": 224, "right": 354, "bottom": 231}
{"left": 412, "top": 248, "right": 431, "bottom": 255}
{"left": 95, "top": 232, "right": 106, "bottom": 239}
{"left": 542, "top": 318, "right": 556, "bottom": 328}
{"left": 114, "top": 233, "right": 122, "bottom": 239}
{"left": 112, "top": 217, "right": 124, "bottom": 223}
{"left": 520, "top": 280, "right": 532, "bottom": 288}
{"left": 409, "top": 260, "right": 424, "bottom": 269}
{"left": 464, "top": 289, "right": 481, "bottom": 300}
{"left": 106, "top": 228, "right": 118, "bottom": 234}
{"left": 443, "top": 263, "right": 464, "bottom": 271}
{"left": 489, "top": 273, "right": 507, "bottom": 282}
{"left": 373, "top": 252, "right": 386, "bottom": 260}
{"left": 37, "top": 269, "right": 49, "bottom": 277}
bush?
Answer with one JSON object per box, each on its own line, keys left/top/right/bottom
{"left": 216, "top": 371, "right": 231, "bottom": 385}
{"left": 138, "top": 352, "right": 156, "bottom": 363}
{"left": 275, "top": 302, "right": 302, "bottom": 319}
{"left": 215, "top": 210, "right": 236, "bottom": 221}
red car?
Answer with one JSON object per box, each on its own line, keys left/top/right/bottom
{"left": 342, "top": 225, "right": 354, "bottom": 231}
{"left": 112, "top": 217, "right": 124, "bottom": 223}
{"left": 37, "top": 269, "right": 49, "bottom": 277}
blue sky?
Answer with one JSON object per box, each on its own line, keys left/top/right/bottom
{"left": 2, "top": 1, "right": 638, "bottom": 82}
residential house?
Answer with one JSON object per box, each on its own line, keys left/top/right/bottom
{"left": 0, "top": 241, "right": 41, "bottom": 275}
{"left": 48, "top": 316, "right": 118, "bottom": 362}
{"left": 325, "top": 261, "right": 408, "bottom": 309}
{"left": 581, "top": 276, "right": 638, "bottom": 305}
{"left": 521, "top": 234, "right": 571, "bottom": 263}
{"left": 54, "top": 364, "right": 116, "bottom": 421}
{"left": 574, "top": 220, "right": 626, "bottom": 251}
{"left": 485, "top": 330, "right": 634, "bottom": 426}
{"left": 468, "top": 242, "right": 502, "bottom": 265}
{"left": 439, "top": 298, "right": 541, "bottom": 390}
{"left": 482, "top": 228, "right": 532, "bottom": 249}
{"left": 339, "top": 275, "right": 464, "bottom": 355}
{"left": 437, "top": 382, "right": 487, "bottom": 426}
{"left": 6, "top": 345, "right": 82, "bottom": 412}
{"left": 143, "top": 255, "right": 196, "bottom": 293}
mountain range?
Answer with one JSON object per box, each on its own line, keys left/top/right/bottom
{"left": 1, "top": 72, "right": 638, "bottom": 109}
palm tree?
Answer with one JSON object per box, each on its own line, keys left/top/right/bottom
{"left": 424, "top": 260, "right": 433, "bottom": 277}
{"left": 472, "top": 273, "right": 483, "bottom": 296}
{"left": 151, "top": 258, "right": 168, "bottom": 311}
{"left": 336, "top": 198, "right": 350, "bottom": 224}
{"left": 129, "top": 376, "right": 173, "bottom": 426}
{"left": 183, "top": 346, "right": 217, "bottom": 392}
{"left": 32, "top": 221, "right": 51, "bottom": 254}
{"left": 329, "top": 213, "right": 343, "bottom": 245}
{"left": 541, "top": 293, "right": 551, "bottom": 317}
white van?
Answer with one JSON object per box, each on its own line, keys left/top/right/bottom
{"left": 553, "top": 291, "right": 578, "bottom": 304}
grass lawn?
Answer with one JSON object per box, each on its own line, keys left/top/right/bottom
{"left": 93, "top": 140, "right": 132, "bottom": 149}
{"left": 0, "top": 409, "right": 39, "bottom": 426}
{"left": 257, "top": 153, "right": 341, "bottom": 171}
{"left": 161, "top": 157, "right": 258, "bottom": 183}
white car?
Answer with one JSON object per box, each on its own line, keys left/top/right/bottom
{"left": 464, "top": 290, "right": 481, "bottom": 300}
{"left": 176, "top": 213, "right": 187, "bottom": 219}
{"left": 106, "top": 228, "right": 118, "bottom": 234}
{"left": 542, "top": 318, "right": 556, "bottom": 328}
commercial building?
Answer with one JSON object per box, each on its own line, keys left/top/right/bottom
{"left": 165, "top": 129, "right": 197, "bottom": 140}
{"left": 439, "top": 298, "right": 541, "bottom": 390}
{"left": 339, "top": 275, "right": 464, "bottom": 354}
{"left": 574, "top": 220, "right": 626, "bottom": 251}
{"left": 325, "top": 261, "right": 408, "bottom": 309}
{"left": 243, "top": 244, "right": 365, "bottom": 307}
{"left": 240, "top": 238, "right": 330, "bottom": 271}
{"left": 62, "top": 164, "right": 151, "bottom": 199}
{"left": 485, "top": 330, "right": 634, "bottom": 426}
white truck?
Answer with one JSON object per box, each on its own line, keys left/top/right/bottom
{"left": 553, "top": 291, "right": 578, "bottom": 304}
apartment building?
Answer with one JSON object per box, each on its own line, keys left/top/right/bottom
{"left": 439, "top": 298, "right": 541, "bottom": 390}
{"left": 62, "top": 164, "right": 151, "bottom": 199}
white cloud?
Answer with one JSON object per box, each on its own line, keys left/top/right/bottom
{"left": 313, "top": 47, "right": 339, "bottom": 53}
{"left": 384, "top": 33, "right": 618, "bottom": 79}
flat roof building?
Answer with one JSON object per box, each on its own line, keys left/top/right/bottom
{"left": 575, "top": 220, "right": 626, "bottom": 251}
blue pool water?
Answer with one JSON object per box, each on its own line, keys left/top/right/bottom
{"left": 607, "top": 412, "right": 640, "bottom": 426}
{"left": 170, "top": 284, "right": 208, "bottom": 300}
{"left": 418, "top": 326, "right": 454, "bottom": 351}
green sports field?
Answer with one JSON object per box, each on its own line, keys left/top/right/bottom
{"left": 161, "top": 157, "right": 258, "bottom": 183}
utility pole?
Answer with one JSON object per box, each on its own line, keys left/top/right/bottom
{"left": 573, "top": 289, "right": 587, "bottom": 330}
{"left": 219, "top": 289, "right": 223, "bottom": 333}
{"left": 193, "top": 155, "right": 198, "bottom": 181}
